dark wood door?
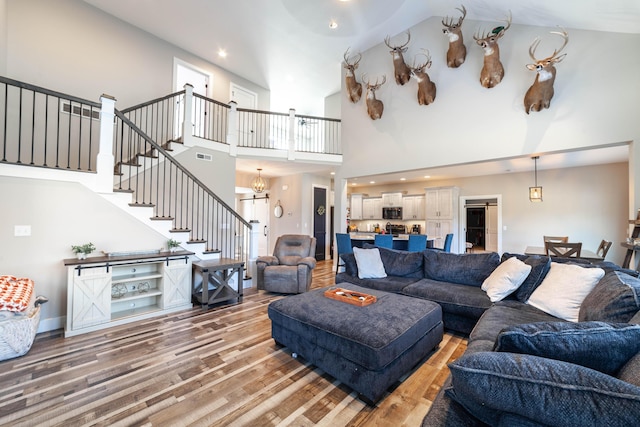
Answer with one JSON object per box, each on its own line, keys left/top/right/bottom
{"left": 313, "top": 187, "right": 326, "bottom": 261}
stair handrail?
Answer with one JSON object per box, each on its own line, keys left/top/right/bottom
{"left": 114, "top": 109, "right": 252, "bottom": 230}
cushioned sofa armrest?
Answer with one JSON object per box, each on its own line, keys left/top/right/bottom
{"left": 256, "top": 255, "right": 279, "bottom": 266}
{"left": 297, "top": 256, "right": 317, "bottom": 269}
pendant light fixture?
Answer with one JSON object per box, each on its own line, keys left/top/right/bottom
{"left": 529, "top": 156, "right": 542, "bottom": 202}
{"left": 251, "top": 168, "right": 266, "bottom": 193}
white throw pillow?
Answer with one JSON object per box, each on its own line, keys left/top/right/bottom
{"left": 527, "top": 262, "right": 605, "bottom": 322}
{"left": 481, "top": 256, "right": 532, "bottom": 302}
{"left": 353, "top": 247, "right": 387, "bottom": 279}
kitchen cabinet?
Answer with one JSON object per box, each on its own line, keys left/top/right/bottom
{"left": 403, "top": 195, "right": 425, "bottom": 220}
{"left": 425, "top": 187, "right": 459, "bottom": 251}
{"left": 350, "top": 194, "right": 364, "bottom": 220}
{"left": 381, "top": 192, "right": 403, "bottom": 207}
{"left": 362, "top": 197, "right": 382, "bottom": 219}
{"left": 64, "top": 251, "right": 193, "bottom": 337}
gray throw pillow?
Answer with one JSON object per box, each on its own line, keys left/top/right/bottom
{"left": 501, "top": 253, "right": 551, "bottom": 302}
{"left": 579, "top": 271, "right": 640, "bottom": 323}
{"left": 493, "top": 321, "right": 640, "bottom": 376}
{"left": 447, "top": 351, "right": 640, "bottom": 427}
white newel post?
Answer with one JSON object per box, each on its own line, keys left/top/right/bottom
{"left": 288, "top": 108, "right": 296, "bottom": 160}
{"left": 96, "top": 94, "right": 116, "bottom": 193}
{"left": 228, "top": 100, "right": 238, "bottom": 157}
{"left": 249, "top": 220, "right": 260, "bottom": 287}
{"left": 182, "top": 83, "right": 195, "bottom": 147}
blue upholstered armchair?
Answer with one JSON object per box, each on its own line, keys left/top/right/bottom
{"left": 256, "top": 234, "right": 317, "bottom": 294}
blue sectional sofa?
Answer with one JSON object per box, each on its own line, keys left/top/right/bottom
{"left": 335, "top": 247, "right": 640, "bottom": 425}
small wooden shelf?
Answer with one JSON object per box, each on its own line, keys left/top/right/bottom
{"left": 112, "top": 272, "right": 163, "bottom": 283}
{"left": 112, "top": 289, "right": 162, "bottom": 303}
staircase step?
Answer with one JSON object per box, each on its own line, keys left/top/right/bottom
{"left": 113, "top": 188, "right": 134, "bottom": 194}
{"left": 172, "top": 228, "right": 192, "bottom": 233}
{"left": 203, "top": 249, "right": 222, "bottom": 254}
{"left": 150, "top": 216, "right": 174, "bottom": 221}
{"left": 129, "top": 202, "right": 155, "bottom": 208}
{"left": 187, "top": 239, "right": 206, "bottom": 244}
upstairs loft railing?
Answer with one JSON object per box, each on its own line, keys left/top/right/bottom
{"left": 0, "top": 76, "right": 101, "bottom": 172}
{"left": 120, "top": 84, "right": 341, "bottom": 157}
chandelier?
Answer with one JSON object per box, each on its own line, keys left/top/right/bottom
{"left": 251, "top": 168, "right": 266, "bottom": 193}
{"left": 529, "top": 156, "right": 542, "bottom": 202}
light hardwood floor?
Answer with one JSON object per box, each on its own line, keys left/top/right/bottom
{"left": 0, "top": 259, "right": 467, "bottom": 427}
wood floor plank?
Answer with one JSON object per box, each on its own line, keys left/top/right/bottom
{"left": 0, "top": 259, "right": 468, "bottom": 426}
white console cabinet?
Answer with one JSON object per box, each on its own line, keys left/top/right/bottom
{"left": 64, "top": 251, "right": 193, "bottom": 337}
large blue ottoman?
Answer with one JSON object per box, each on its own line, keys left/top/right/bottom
{"left": 268, "top": 284, "right": 443, "bottom": 404}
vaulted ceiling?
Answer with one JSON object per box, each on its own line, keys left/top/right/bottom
{"left": 84, "top": 0, "right": 639, "bottom": 184}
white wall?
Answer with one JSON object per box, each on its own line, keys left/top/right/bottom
{"left": 0, "top": 176, "right": 170, "bottom": 331}
{"left": 5, "top": 0, "right": 270, "bottom": 110}
{"left": 336, "top": 16, "right": 640, "bottom": 258}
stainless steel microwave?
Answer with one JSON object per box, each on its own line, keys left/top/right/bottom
{"left": 382, "top": 207, "right": 402, "bottom": 220}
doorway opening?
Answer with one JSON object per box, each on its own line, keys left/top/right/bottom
{"left": 459, "top": 195, "right": 502, "bottom": 254}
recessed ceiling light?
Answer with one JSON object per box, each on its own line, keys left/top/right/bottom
{"left": 369, "top": 181, "right": 375, "bottom": 184}
{"left": 329, "top": 20, "right": 338, "bottom": 29}
{"left": 400, "top": 177, "right": 406, "bottom": 181}
{"left": 330, "top": 172, "right": 335, "bottom": 175}
{"left": 218, "top": 49, "right": 227, "bottom": 58}
{"left": 424, "top": 175, "right": 431, "bottom": 179}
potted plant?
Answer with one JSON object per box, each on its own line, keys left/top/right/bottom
{"left": 71, "top": 242, "right": 96, "bottom": 260}
{"left": 167, "top": 239, "right": 181, "bottom": 252}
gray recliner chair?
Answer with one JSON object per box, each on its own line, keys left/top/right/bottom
{"left": 256, "top": 234, "right": 317, "bottom": 294}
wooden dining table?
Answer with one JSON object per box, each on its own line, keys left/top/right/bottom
{"left": 524, "top": 246, "right": 603, "bottom": 262}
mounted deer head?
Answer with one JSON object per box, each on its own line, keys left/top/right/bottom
{"left": 384, "top": 31, "right": 412, "bottom": 85}
{"left": 410, "top": 51, "right": 436, "bottom": 106}
{"left": 362, "top": 74, "right": 386, "bottom": 120}
{"left": 442, "top": 5, "right": 467, "bottom": 68}
{"left": 524, "top": 29, "right": 569, "bottom": 114}
{"left": 343, "top": 48, "right": 363, "bottom": 103}
{"left": 473, "top": 11, "right": 512, "bottom": 88}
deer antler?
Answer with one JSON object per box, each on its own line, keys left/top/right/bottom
{"left": 385, "top": 31, "right": 411, "bottom": 49}
{"left": 412, "top": 49, "right": 432, "bottom": 71}
{"left": 442, "top": 4, "right": 466, "bottom": 28}
{"left": 474, "top": 10, "right": 512, "bottom": 41}
{"left": 529, "top": 28, "right": 569, "bottom": 62}
{"left": 343, "top": 47, "right": 362, "bottom": 67}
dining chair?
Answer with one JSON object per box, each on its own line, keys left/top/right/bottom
{"left": 374, "top": 234, "right": 393, "bottom": 249}
{"left": 407, "top": 234, "right": 428, "bottom": 252}
{"left": 545, "top": 241, "right": 582, "bottom": 258}
{"left": 596, "top": 239, "right": 612, "bottom": 259}
{"left": 335, "top": 233, "right": 353, "bottom": 274}
{"left": 544, "top": 235, "right": 569, "bottom": 245}
{"left": 432, "top": 233, "right": 454, "bottom": 252}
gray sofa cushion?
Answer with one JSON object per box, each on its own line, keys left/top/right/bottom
{"left": 501, "top": 253, "right": 551, "bottom": 302}
{"left": 423, "top": 250, "right": 500, "bottom": 287}
{"left": 402, "top": 278, "right": 492, "bottom": 320}
{"left": 335, "top": 272, "right": 420, "bottom": 293}
{"left": 493, "top": 321, "right": 640, "bottom": 376}
{"left": 341, "top": 247, "right": 424, "bottom": 279}
{"left": 469, "top": 300, "right": 562, "bottom": 346}
{"left": 579, "top": 271, "right": 640, "bottom": 323}
{"left": 447, "top": 351, "right": 640, "bottom": 427}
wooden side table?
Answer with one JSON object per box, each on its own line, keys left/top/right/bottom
{"left": 192, "top": 258, "right": 244, "bottom": 309}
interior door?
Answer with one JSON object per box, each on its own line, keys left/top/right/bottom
{"left": 313, "top": 187, "right": 327, "bottom": 261}
{"left": 174, "top": 61, "right": 210, "bottom": 139}
{"left": 239, "top": 195, "right": 270, "bottom": 256}
{"left": 230, "top": 83, "right": 258, "bottom": 147}
{"left": 485, "top": 205, "right": 498, "bottom": 252}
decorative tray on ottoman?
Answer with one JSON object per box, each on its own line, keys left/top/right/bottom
{"left": 324, "top": 287, "right": 377, "bottom": 306}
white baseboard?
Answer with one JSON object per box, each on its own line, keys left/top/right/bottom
{"left": 38, "top": 316, "right": 65, "bottom": 333}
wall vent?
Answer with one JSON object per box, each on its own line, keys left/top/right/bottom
{"left": 196, "top": 152, "right": 213, "bottom": 161}
{"left": 61, "top": 101, "right": 100, "bottom": 120}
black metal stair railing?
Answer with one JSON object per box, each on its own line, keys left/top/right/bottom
{"left": 0, "top": 76, "right": 101, "bottom": 171}
{"left": 113, "top": 110, "right": 252, "bottom": 263}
